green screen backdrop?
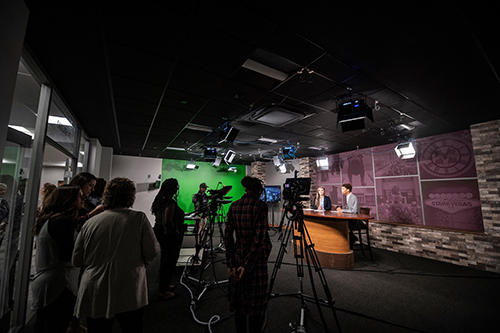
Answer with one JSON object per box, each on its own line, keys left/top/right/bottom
{"left": 161, "top": 159, "right": 246, "bottom": 213}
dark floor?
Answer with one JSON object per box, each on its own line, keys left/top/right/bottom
{"left": 19, "top": 228, "right": 500, "bottom": 333}
{"left": 141, "top": 229, "right": 500, "bottom": 333}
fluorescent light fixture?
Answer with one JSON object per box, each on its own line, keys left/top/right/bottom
{"left": 397, "top": 124, "right": 415, "bottom": 131}
{"left": 224, "top": 150, "right": 236, "bottom": 164}
{"left": 186, "top": 161, "right": 198, "bottom": 170}
{"left": 258, "top": 137, "right": 278, "bottom": 144}
{"left": 165, "top": 147, "right": 185, "bottom": 151}
{"left": 241, "top": 59, "right": 288, "bottom": 81}
{"left": 394, "top": 141, "right": 416, "bottom": 159}
{"left": 308, "top": 146, "right": 323, "bottom": 151}
{"left": 185, "top": 123, "right": 214, "bottom": 132}
{"left": 316, "top": 157, "right": 329, "bottom": 170}
{"left": 8, "top": 125, "right": 35, "bottom": 138}
{"left": 48, "top": 116, "right": 72, "bottom": 126}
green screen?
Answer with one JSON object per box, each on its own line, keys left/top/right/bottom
{"left": 161, "top": 159, "right": 246, "bottom": 213}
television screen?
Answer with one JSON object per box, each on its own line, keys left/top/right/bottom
{"left": 260, "top": 185, "right": 281, "bottom": 203}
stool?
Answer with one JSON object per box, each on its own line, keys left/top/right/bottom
{"left": 350, "top": 207, "right": 373, "bottom": 260}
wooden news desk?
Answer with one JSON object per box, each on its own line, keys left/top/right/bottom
{"left": 301, "top": 209, "right": 372, "bottom": 270}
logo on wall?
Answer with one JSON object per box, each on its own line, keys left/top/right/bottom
{"left": 424, "top": 192, "right": 480, "bottom": 214}
{"left": 420, "top": 137, "right": 475, "bottom": 178}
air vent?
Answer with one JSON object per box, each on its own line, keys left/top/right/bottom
{"left": 247, "top": 101, "right": 311, "bottom": 127}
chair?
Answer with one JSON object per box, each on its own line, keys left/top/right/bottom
{"left": 350, "top": 207, "right": 373, "bottom": 260}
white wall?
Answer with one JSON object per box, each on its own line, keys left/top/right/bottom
{"left": 265, "top": 159, "right": 301, "bottom": 225}
{"left": 99, "top": 147, "right": 113, "bottom": 180}
{"left": 111, "top": 155, "right": 162, "bottom": 225}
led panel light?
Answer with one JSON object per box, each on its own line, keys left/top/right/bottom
{"left": 224, "top": 150, "right": 236, "bottom": 164}
{"left": 316, "top": 157, "right": 329, "bottom": 170}
{"left": 394, "top": 141, "right": 416, "bottom": 159}
{"left": 186, "top": 162, "right": 198, "bottom": 170}
{"left": 212, "top": 156, "right": 222, "bottom": 167}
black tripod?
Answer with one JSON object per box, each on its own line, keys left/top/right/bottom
{"left": 268, "top": 200, "right": 342, "bottom": 333}
{"left": 183, "top": 186, "right": 233, "bottom": 303}
{"left": 183, "top": 198, "right": 229, "bottom": 301}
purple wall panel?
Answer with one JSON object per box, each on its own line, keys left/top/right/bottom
{"left": 314, "top": 129, "right": 483, "bottom": 231}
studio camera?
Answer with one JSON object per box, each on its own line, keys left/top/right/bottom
{"left": 282, "top": 177, "right": 311, "bottom": 202}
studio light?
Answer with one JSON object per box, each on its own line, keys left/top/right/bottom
{"left": 282, "top": 145, "right": 297, "bottom": 159}
{"left": 316, "top": 157, "right": 329, "bottom": 170}
{"left": 212, "top": 156, "right": 222, "bottom": 167}
{"left": 394, "top": 140, "right": 416, "bottom": 159}
{"left": 186, "top": 161, "right": 199, "bottom": 170}
{"left": 278, "top": 164, "right": 287, "bottom": 174}
{"left": 224, "top": 150, "right": 236, "bottom": 164}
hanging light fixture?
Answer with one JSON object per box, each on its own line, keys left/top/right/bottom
{"left": 316, "top": 157, "right": 329, "bottom": 170}
{"left": 394, "top": 140, "right": 416, "bottom": 159}
{"left": 186, "top": 161, "right": 199, "bottom": 170}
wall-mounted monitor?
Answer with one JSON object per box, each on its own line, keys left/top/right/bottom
{"left": 261, "top": 185, "right": 281, "bottom": 203}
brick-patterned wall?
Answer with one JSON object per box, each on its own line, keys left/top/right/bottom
{"left": 250, "top": 161, "right": 266, "bottom": 184}
{"left": 370, "top": 119, "right": 500, "bottom": 273}
{"left": 299, "top": 157, "right": 316, "bottom": 209}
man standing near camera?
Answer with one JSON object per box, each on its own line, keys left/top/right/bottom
{"left": 336, "top": 183, "right": 361, "bottom": 248}
{"left": 192, "top": 182, "right": 209, "bottom": 217}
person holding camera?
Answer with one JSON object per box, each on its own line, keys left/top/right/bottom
{"left": 224, "top": 176, "right": 272, "bottom": 333}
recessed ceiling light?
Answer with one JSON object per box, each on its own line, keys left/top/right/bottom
{"left": 165, "top": 147, "right": 185, "bottom": 151}
{"left": 185, "top": 123, "right": 213, "bottom": 132}
{"left": 258, "top": 137, "right": 278, "bottom": 144}
{"left": 241, "top": 59, "right": 288, "bottom": 81}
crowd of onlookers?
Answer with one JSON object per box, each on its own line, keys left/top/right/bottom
{"left": 21, "top": 172, "right": 271, "bottom": 333}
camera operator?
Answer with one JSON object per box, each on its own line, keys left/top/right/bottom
{"left": 192, "top": 182, "right": 209, "bottom": 217}
{"left": 224, "top": 176, "right": 272, "bottom": 333}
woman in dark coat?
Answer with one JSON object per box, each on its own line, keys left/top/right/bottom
{"left": 151, "top": 178, "right": 185, "bottom": 300}
{"left": 224, "top": 176, "right": 272, "bottom": 333}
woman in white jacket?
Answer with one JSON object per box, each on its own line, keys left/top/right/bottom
{"left": 72, "top": 177, "right": 160, "bottom": 332}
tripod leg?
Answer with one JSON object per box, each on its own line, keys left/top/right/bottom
{"left": 302, "top": 220, "right": 342, "bottom": 333}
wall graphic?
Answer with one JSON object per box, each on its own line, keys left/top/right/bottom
{"left": 316, "top": 129, "right": 482, "bottom": 231}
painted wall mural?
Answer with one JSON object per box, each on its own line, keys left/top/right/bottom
{"left": 316, "top": 129, "right": 483, "bottom": 232}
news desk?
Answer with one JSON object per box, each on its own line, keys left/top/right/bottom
{"left": 300, "top": 209, "right": 373, "bottom": 270}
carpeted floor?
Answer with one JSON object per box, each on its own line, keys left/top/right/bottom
{"left": 141, "top": 228, "right": 500, "bottom": 333}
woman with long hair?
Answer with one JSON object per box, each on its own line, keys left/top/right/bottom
{"left": 69, "top": 172, "right": 104, "bottom": 229}
{"left": 73, "top": 177, "right": 159, "bottom": 332}
{"left": 312, "top": 186, "right": 332, "bottom": 211}
{"left": 224, "top": 176, "right": 272, "bottom": 333}
{"left": 31, "top": 185, "right": 85, "bottom": 333}
{"left": 151, "top": 178, "right": 185, "bottom": 300}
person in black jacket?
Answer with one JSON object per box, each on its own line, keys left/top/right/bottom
{"left": 151, "top": 178, "right": 185, "bottom": 300}
{"left": 312, "top": 186, "right": 332, "bottom": 210}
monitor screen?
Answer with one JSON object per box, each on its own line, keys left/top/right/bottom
{"left": 261, "top": 185, "right": 281, "bottom": 203}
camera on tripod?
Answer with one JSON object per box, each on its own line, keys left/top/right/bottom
{"left": 283, "top": 177, "right": 311, "bottom": 202}
{"left": 208, "top": 185, "right": 232, "bottom": 204}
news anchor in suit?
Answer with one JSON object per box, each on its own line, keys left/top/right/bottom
{"left": 312, "top": 186, "right": 332, "bottom": 210}
{"left": 336, "top": 183, "right": 361, "bottom": 248}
